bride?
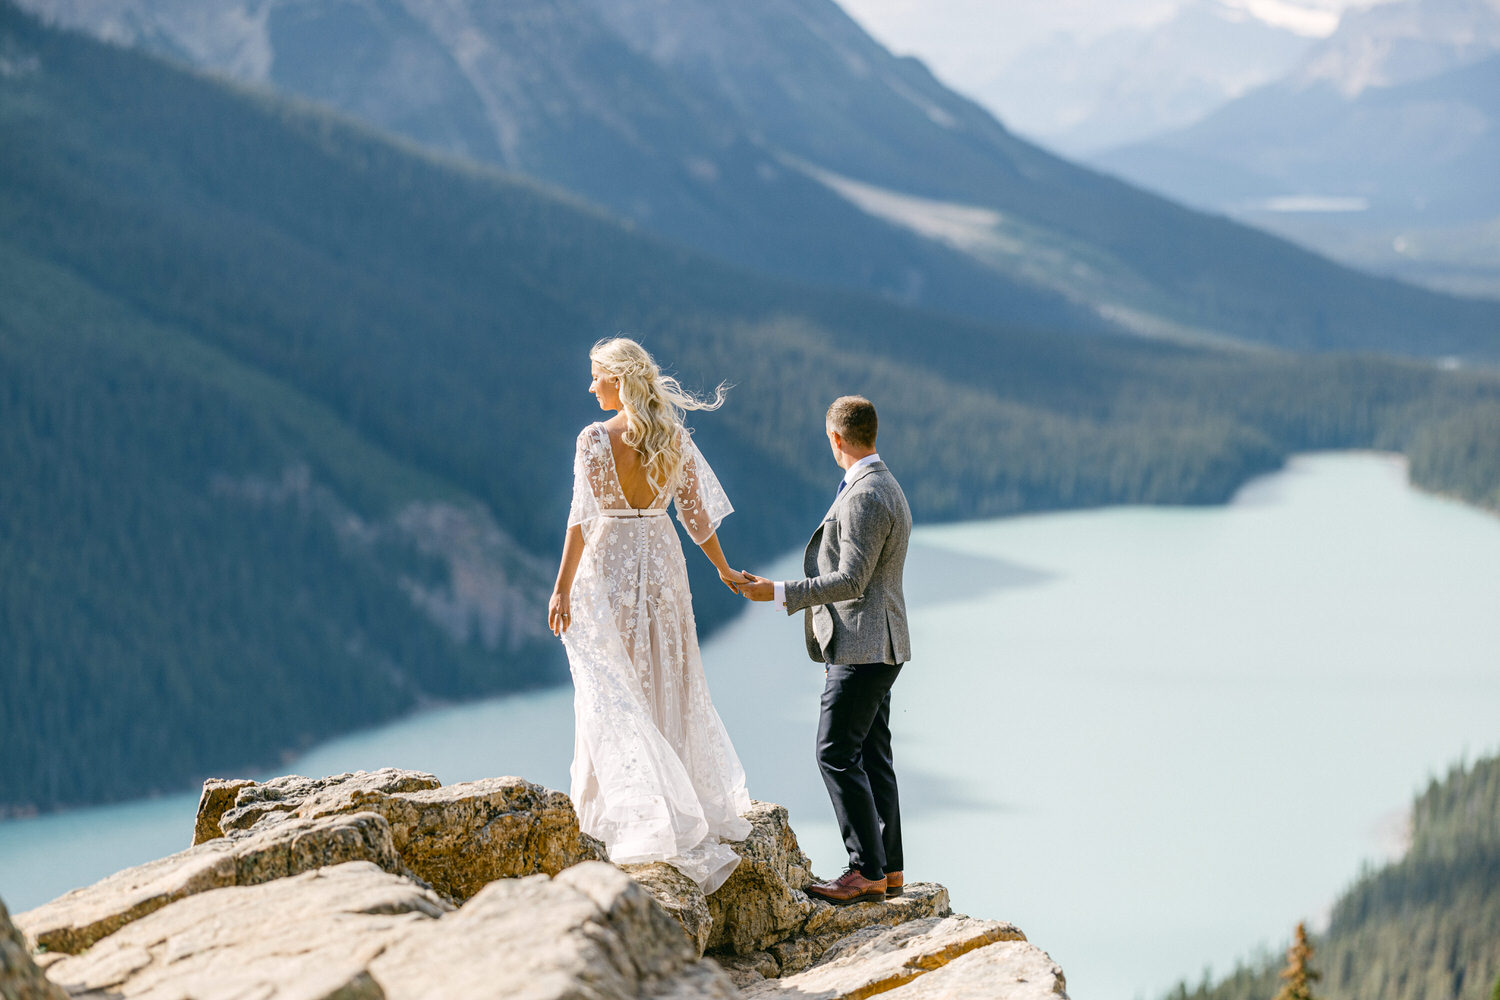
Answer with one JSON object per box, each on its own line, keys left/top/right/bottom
{"left": 549, "top": 337, "right": 753, "bottom": 892}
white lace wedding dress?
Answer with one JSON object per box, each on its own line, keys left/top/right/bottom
{"left": 562, "top": 422, "right": 753, "bottom": 892}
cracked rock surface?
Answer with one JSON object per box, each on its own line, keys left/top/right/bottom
{"left": 14, "top": 772, "right": 1068, "bottom": 999}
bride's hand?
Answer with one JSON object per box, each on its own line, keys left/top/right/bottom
{"left": 549, "top": 592, "right": 572, "bottom": 636}
{"left": 718, "top": 567, "right": 748, "bottom": 594}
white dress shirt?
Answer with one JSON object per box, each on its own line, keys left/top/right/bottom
{"left": 772, "top": 453, "right": 881, "bottom": 612}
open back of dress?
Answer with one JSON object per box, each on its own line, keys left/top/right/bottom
{"left": 562, "top": 422, "right": 752, "bottom": 892}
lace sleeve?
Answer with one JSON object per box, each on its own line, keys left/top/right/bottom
{"left": 567, "top": 426, "right": 607, "bottom": 529}
{"left": 673, "top": 430, "right": 733, "bottom": 545}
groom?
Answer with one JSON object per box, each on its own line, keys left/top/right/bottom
{"left": 741, "top": 395, "right": 912, "bottom": 905}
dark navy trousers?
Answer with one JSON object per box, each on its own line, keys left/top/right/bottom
{"left": 817, "top": 662, "right": 904, "bottom": 880}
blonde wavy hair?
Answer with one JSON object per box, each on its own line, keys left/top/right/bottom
{"left": 590, "top": 337, "right": 728, "bottom": 495}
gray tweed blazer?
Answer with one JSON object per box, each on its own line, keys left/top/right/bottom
{"left": 782, "top": 460, "right": 912, "bottom": 665}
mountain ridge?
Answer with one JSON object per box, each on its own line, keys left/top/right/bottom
{"left": 1092, "top": 0, "right": 1500, "bottom": 297}
{"left": 16, "top": 0, "right": 1500, "bottom": 358}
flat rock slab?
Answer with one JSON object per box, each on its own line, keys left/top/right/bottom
{"left": 45, "top": 861, "right": 739, "bottom": 1000}
{"left": 44, "top": 862, "right": 447, "bottom": 1000}
{"left": 744, "top": 915, "right": 1026, "bottom": 1000}
{"left": 199, "top": 770, "right": 605, "bottom": 902}
{"left": 881, "top": 939, "right": 1069, "bottom": 999}
{"left": 16, "top": 812, "right": 398, "bottom": 955}
{"left": 370, "top": 863, "right": 738, "bottom": 999}
{"left": 2, "top": 896, "right": 67, "bottom": 1000}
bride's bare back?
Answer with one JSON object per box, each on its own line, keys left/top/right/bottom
{"left": 602, "top": 414, "right": 667, "bottom": 509}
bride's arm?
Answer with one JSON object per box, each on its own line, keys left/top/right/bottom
{"left": 549, "top": 524, "right": 585, "bottom": 635}
{"left": 697, "top": 532, "right": 746, "bottom": 594}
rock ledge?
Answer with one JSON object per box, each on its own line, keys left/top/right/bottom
{"left": 7, "top": 769, "right": 1067, "bottom": 1000}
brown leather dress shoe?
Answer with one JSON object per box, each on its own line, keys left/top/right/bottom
{"left": 885, "top": 870, "right": 904, "bottom": 897}
{"left": 807, "top": 869, "right": 887, "bottom": 906}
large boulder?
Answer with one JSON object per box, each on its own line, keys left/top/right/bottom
{"left": 370, "top": 863, "right": 738, "bottom": 999}
{"left": 1, "top": 896, "right": 67, "bottom": 1000}
{"left": 623, "top": 862, "right": 714, "bottom": 957}
{"left": 697, "top": 802, "right": 951, "bottom": 977}
{"left": 703, "top": 802, "right": 816, "bottom": 955}
{"left": 43, "top": 861, "right": 739, "bottom": 1000}
{"left": 200, "top": 768, "right": 443, "bottom": 839}
{"left": 197, "top": 769, "right": 606, "bottom": 902}
{"left": 15, "top": 812, "right": 398, "bottom": 955}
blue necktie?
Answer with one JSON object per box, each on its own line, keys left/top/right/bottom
{"left": 836, "top": 478, "right": 848, "bottom": 499}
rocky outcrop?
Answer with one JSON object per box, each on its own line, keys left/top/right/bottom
{"left": 44, "top": 861, "right": 738, "bottom": 1000}
{"left": 196, "top": 768, "right": 607, "bottom": 901}
{"left": 16, "top": 811, "right": 399, "bottom": 955}
{"left": 704, "top": 802, "right": 816, "bottom": 955}
{"left": 625, "top": 862, "right": 715, "bottom": 956}
{"left": 1, "top": 896, "right": 67, "bottom": 1000}
{"left": 192, "top": 777, "right": 257, "bottom": 845}
{"left": 14, "top": 771, "right": 1069, "bottom": 999}
{"left": 876, "top": 939, "right": 1068, "bottom": 999}
{"left": 19, "top": 769, "right": 605, "bottom": 954}
{"left": 697, "top": 802, "right": 951, "bottom": 978}
{"left": 741, "top": 915, "right": 1031, "bottom": 998}
{"left": 205, "top": 768, "right": 442, "bottom": 838}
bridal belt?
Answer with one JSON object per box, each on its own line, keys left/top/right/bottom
{"left": 598, "top": 507, "right": 669, "bottom": 518}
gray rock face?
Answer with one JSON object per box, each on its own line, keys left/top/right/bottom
{"left": 16, "top": 772, "right": 1068, "bottom": 1000}
{"left": 16, "top": 811, "right": 399, "bottom": 955}
{"left": 1, "top": 896, "right": 67, "bottom": 1000}
{"left": 192, "top": 777, "right": 257, "bottom": 846}
{"left": 197, "top": 769, "right": 607, "bottom": 902}
{"left": 624, "top": 862, "right": 714, "bottom": 957}
{"left": 44, "top": 861, "right": 738, "bottom": 1000}
{"left": 699, "top": 802, "right": 951, "bottom": 977}
{"left": 206, "top": 768, "right": 443, "bottom": 838}
{"left": 704, "top": 802, "right": 816, "bottom": 955}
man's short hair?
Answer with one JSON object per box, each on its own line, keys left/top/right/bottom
{"left": 827, "top": 395, "right": 877, "bottom": 449}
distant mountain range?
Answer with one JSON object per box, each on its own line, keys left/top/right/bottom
{"left": 3, "top": 1, "right": 1500, "bottom": 815}
{"left": 1094, "top": 0, "right": 1500, "bottom": 297}
{"left": 967, "top": 0, "right": 1325, "bottom": 156}
{"left": 16, "top": 0, "right": 1500, "bottom": 356}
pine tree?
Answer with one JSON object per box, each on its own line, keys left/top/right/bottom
{"left": 1272, "top": 923, "right": 1321, "bottom": 1000}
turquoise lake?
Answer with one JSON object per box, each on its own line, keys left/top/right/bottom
{"left": 3, "top": 452, "right": 1498, "bottom": 999}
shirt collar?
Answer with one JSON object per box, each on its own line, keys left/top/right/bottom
{"left": 842, "top": 452, "right": 881, "bottom": 486}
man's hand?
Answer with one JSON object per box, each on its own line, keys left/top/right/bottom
{"left": 739, "top": 572, "right": 775, "bottom": 602}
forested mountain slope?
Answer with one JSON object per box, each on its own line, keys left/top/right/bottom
{"left": 4, "top": 4, "right": 1500, "bottom": 812}
{"left": 1167, "top": 753, "right": 1500, "bottom": 1000}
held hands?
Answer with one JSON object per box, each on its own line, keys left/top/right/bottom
{"left": 718, "top": 567, "right": 749, "bottom": 595}
{"left": 548, "top": 591, "right": 571, "bottom": 637}
{"left": 738, "top": 572, "right": 775, "bottom": 602}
